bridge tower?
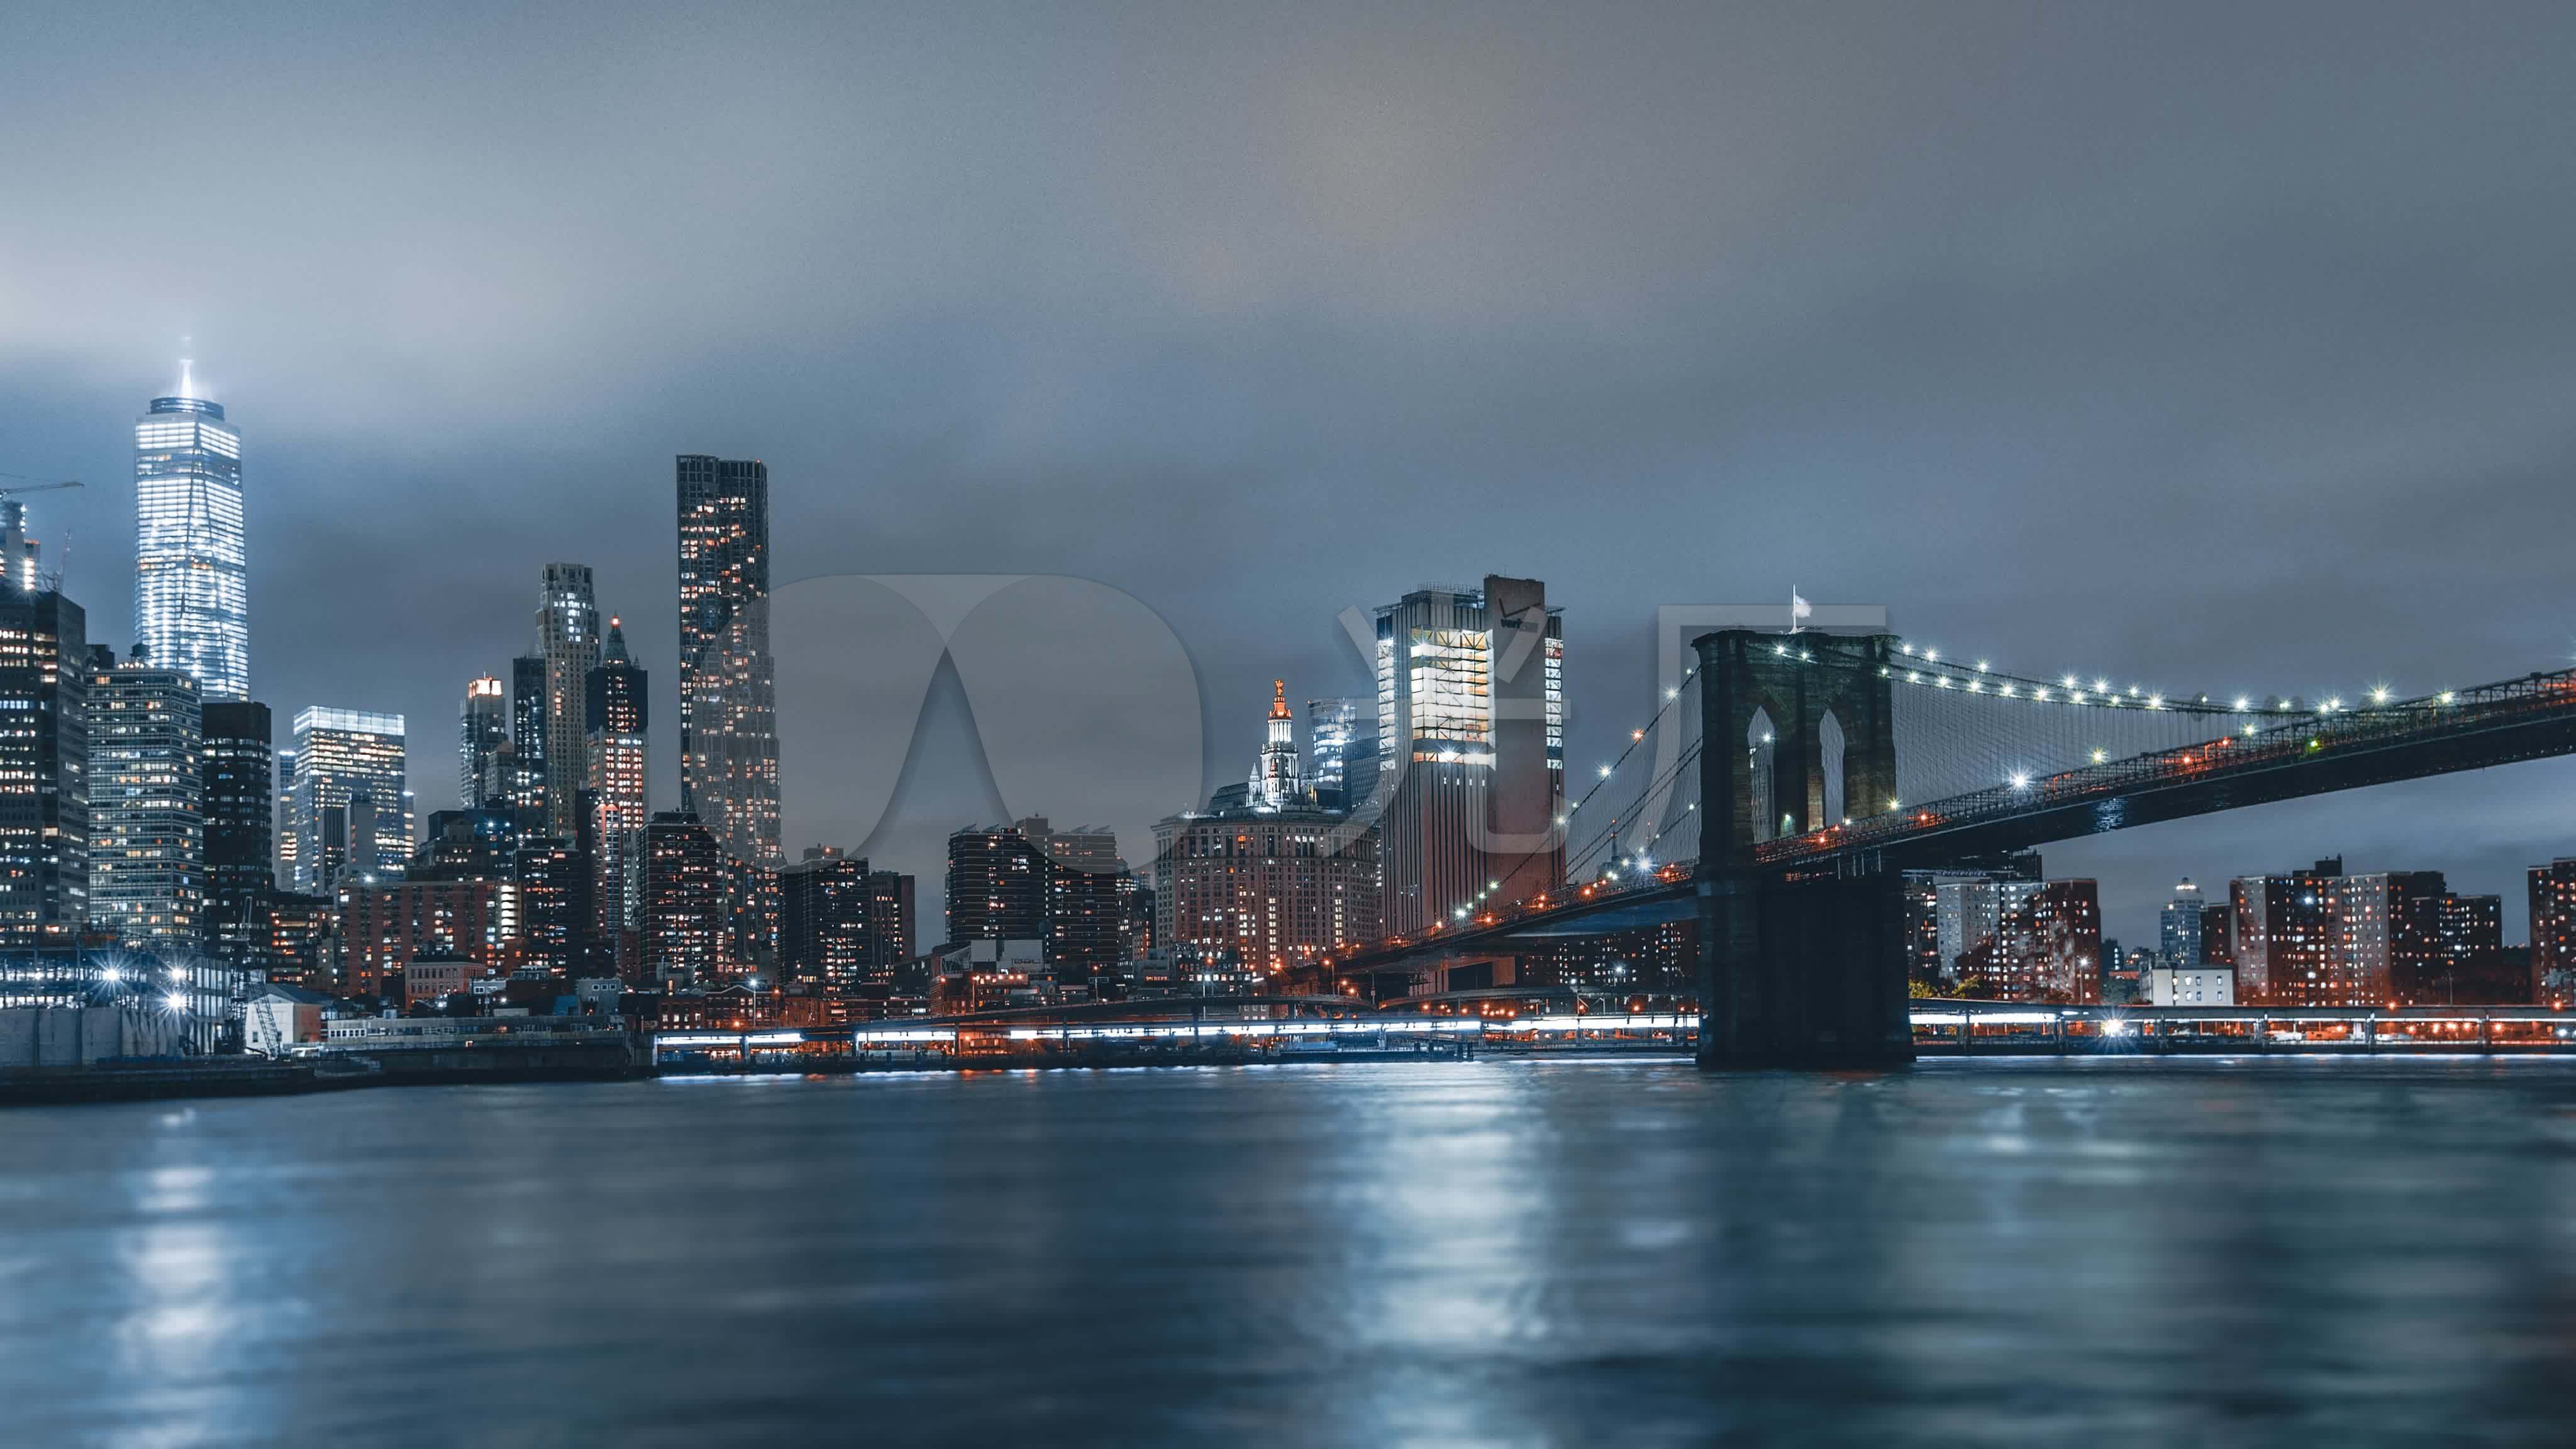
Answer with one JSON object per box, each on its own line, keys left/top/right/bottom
{"left": 1696, "top": 629, "right": 1898, "bottom": 857}
{"left": 1691, "top": 629, "right": 1912, "bottom": 1067}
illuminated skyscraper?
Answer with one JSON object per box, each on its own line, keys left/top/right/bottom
{"left": 1252, "top": 680, "right": 1302, "bottom": 809}
{"left": 779, "top": 847, "right": 873, "bottom": 991}
{"left": 643, "top": 810, "right": 723, "bottom": 987}
{"left": 280, "top": 707, "right": 411, "bottom": 894}
{"left": 1373, "top": 576, "right": 1564, "bottom": 938}
{"left": 133, "top": 362, "right": 248, "bottom": 700}
{"left": 0, "top": 583, "right": 87, "bottom": 953}
{"left": 2159, "top": 878, "right": 2206, "bottom": 965}
{"left": 536, "top": 564, "right": 601, "bottom": 840}
{"left": 677, "top": 455, "right": 782, "bottom": 964}
{"left": 86, "top": 647, "right": 204, "bottom": 948}
{"left": 509, "top": 654, "right": 548, "bottom": 824}
{"left": 1306, "top": 696, "right": 1375, "bottom": 816}
{"left": 586, "top": 617, "right": 649, "bottom": 955}
{"left": 1155, "top": 688, "right": 1382, "bottom": 980}
{"left": 460, "top": 675, "right": 508, "bottom": 809}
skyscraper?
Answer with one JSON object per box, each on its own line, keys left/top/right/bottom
{"left": 280, "top": 707, "right": 410, "bottom": 894}
{"left": 947, "top": 823, "right": 1045, "bottom": 945}
{"left": 509, "top": 653, "right": 548, "bottom": 826}
{"left": 86, "top": 647, "right": 204, "bottom": 948}
{"left": 586, "top": 617, "right": 648, "bottom": 958}
{"left": 1154, "top": 684, "right": 1382, "bottom": 980}
{"left": 867, "top": 869, "right": 916, "bottom": 978}
{"left": 133, "top": 363, "right": 248, "bottom": 701}
{"left": 2531, "top": 860, "right": 2576, "bottom": 1005}
{"left": 511, "top": 835, "right": 589, "bottom": 979}
{"left": 1037, "top": 819, "right": 1125, "bottom": 988}
{"left": 677, "top": 455, "right": 783, "bottom": 962}
{"left": 2230, "top": 858, "right": 2475, "bottom": 1007}
{"left": 536, "top": 564, "right": 601, "bottom": 840}
{"left": 1374, "top": 576, "right": 1564, "bottom": 937}
{"left": 2159, "top": 878, "right": 2206, "bottom": 965}
{"left": 1253, "top": 680, "right": 1301, "bottom": 809}
{"left": 1306, "top": 696, "right": 1376, "bottom": 816}
{"left": 642, "top": 811, "right": 723, "bottom": 987}
{"left": 200, "top": 700, "right": 274, "bottom": 970}
{"left": 0, "top": 583, "right": 87, "bottom": 953}
{"left": 779, "top": 847, "right": 874, "bottom": 991}
{"left": 460, "top": 675, "right": 508, "bottom": 809}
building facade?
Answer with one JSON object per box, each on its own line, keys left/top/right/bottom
{"left": 0, "top": 585, "right": 87, "bottom": 953}
{"left": 280, "top": 707, "right": 411, "bottom": 895}
{"left": 675, "top": 455, "right": 782, "bottom": 967}
{"left": 1153, "top": 686, "right": 1381, "bottom": 981}
{"left": 338, "top": 877, "right": 519, "bottom": 1001}
{"left": 200, "top": 700, "right": 273, "bottom": 969}
{"left": 460, "top": 675, "right": 508, "bottom": 809}
{"left": 509, "top": 653, "right": 548, "bottom": 825}
{"left": 2159, "top": 878, "right": 2206, "bottom": 966}
{"left": 1374, "top": 577, "right": 1563, "bottom": 937}
{"left": 779, "top": 847, "right": 874, "bottom": 991}
{"left": 511, "top": 836, "right": 589, "bottom": 978}
{"left": 1153, "top": 811, "right": 1382, "bottom": 980}
{"left": 2532, "top": 859, "right": 2576, "bottom": 1005}
{"left": 133, "top": 369, "right": 248, "bottom": 701}
{"left": 586, "top": 618, "right": 648, "bottom": 956}
{"left": 86, "top": 648, "right": 203, "bottom": 948}
{"left": 536, "top": 564, "right": 601, "bottom": 840}
{"left": 642, "top": 811, "right": 723, "bottom": 987}
{"left": 1306, "top": 695, "right": 1376, "bottom": 817}
{"left": 947, "top": 823, "right": 1046, "bottom": 945}
{"left": 2232, "top": 859, "right": 2504, "bottom": 1006}
{"left": 1950, "top": 878, "right": 2101, "bottom": 1002}
{"left": 868, "top": 869, "right": 916, "bottom": 977}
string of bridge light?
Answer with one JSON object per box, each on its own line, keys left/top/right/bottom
{"left": 1557, "top": 663, "right": 1709, "bottom": 893}
{"left": 1879, "top": 638, "right": 2446, "bottom": 719}
{"left": 1560, "top": 632, "right": 2462, "bottom": 890}
{"left": 1570, "top": 735, "right": 1703, "bottom": 886}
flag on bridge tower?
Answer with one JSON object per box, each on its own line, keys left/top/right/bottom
{"left": 1790, "top": 589, "right": 1812, "bottom": 634}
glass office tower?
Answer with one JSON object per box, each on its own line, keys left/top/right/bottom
{"left": 133, "top": 364, "right": 248, "bottom": 700}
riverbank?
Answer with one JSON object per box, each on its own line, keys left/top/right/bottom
{"left": 0, "top": 1039, "right": 647, "bottom": 1107}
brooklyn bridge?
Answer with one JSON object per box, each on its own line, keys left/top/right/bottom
{"left": 1326, "top": 625, "right": 2576, "bottom": 1066}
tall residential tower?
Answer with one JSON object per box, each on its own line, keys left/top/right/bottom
{"left": 587, "top": 617, "right": 649, "bottom": 957}
{"left": 536, "top": 565, "right": 601, "bottom": 840}
{"left": 677, "top": 455, "right": 783, "bottom": 963}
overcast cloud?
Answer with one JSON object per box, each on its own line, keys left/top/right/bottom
{"left": 6, "top": 1, "right": 2576, "bottom": 939}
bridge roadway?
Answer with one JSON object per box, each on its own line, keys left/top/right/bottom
{"left": 1333, "top": 662, "right": 2576, "bottom": 977}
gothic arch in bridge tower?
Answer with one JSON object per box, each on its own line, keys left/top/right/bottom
{"left": 1819, "top": 711, "right": 1846, "bottom": 824}
{"left": 1690, "top": 629, "right": 1899, "bottom": 868}
{"left": 1746, "top": 707, "right": 1777, "bottom": 843}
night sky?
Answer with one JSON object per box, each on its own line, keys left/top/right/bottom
{"left": 7, "top": 2, "right": 2576, "bottom": 943}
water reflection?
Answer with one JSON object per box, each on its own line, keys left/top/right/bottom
{"left": 3, "top": 1058, "right": 2575, "bottom": 1443}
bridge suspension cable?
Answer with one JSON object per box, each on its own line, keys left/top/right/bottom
{"left": 1554, "top": 628, "right": 2456, "bottom": 899}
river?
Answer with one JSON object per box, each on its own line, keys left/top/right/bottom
{"left": 5, "top": 1057, "right": 2575, "bottom": 1445}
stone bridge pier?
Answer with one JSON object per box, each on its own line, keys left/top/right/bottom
{"left": 1692, "top": 628, "right": 1914, "bottom": 1067}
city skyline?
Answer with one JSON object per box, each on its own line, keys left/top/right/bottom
{"left": 12, "top": 9, "right": 2576, "bottom": 1440}
{"left": 13, "top": 390, "right": 2576, "bottom": 952}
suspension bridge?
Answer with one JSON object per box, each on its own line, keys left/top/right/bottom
{"left": 1336, "top": 624, "right": 2576, "bottom": 1066}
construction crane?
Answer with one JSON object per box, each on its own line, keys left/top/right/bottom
{"left": 0, "top": 473, "right": 84, "bottom": 498}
